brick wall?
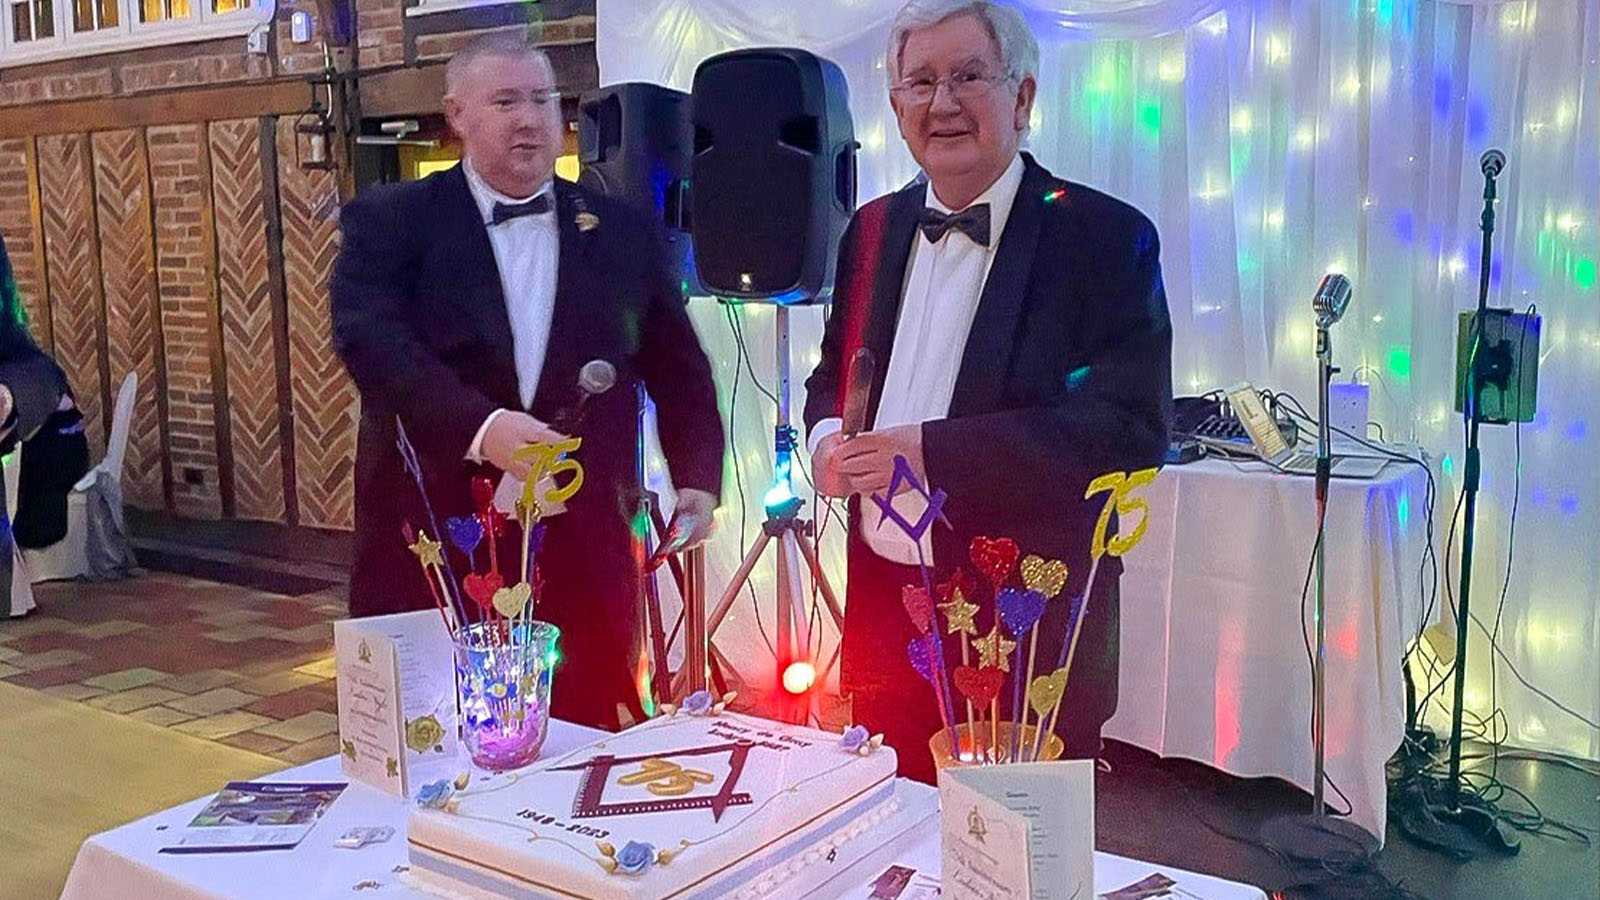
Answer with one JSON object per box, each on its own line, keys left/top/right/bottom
{"left": 356, "top": 0, "right": 403, "bottom": 69}
{"left": 275, "top": 0, "right": 331, "bottom": 76}
{"left": 148, "top": 123, "right": 225, "bottom": 519}
{"left": 0, "top": 139, "right": 50, "bottom": 349}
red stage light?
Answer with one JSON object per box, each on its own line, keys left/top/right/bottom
{"left": 781, "top": 661, "right": 816, "bottom": 696}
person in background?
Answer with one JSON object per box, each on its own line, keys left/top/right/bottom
{"left": 0, "top": 235, "right": 90, "bottom": 615}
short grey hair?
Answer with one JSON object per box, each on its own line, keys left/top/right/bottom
{"left": 886, "top": 0, "right": 1039, "bottom": 87}
{"left": 445, "top": 32, "right": 553, "bottom": 95}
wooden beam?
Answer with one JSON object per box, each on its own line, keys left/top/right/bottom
{"left": 357, "top": 42, "right": 596, "bottom": 119}
{"left": 357, "top": 65, "right": 446, "bottom": 119}
{"left": 0, "top": 80, "right": 312, "bottom": 138}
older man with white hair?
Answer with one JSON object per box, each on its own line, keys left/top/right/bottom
{"left": 806, "top": 0, "right": 1172, "bottom": 780}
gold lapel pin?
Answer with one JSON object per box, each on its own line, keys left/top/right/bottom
{"left": 576, "top": 211, "right": 600, "bottom": 232}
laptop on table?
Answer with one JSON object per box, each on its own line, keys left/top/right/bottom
{"left": 1222, "top": 383, "right": 1390, "bottom": 479}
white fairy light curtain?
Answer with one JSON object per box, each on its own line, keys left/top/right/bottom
{"left": 608, "top": 0, "right": 1599, "bottom": 760}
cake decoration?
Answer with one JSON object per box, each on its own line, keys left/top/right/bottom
{"left": 838, "top": 725, "right": 885, "bottom": 756}
{"left": 656, "top": 689, "right": 737, "bottom": 719}
{"left": 415, "top": 779, "right": 457, "bottom": 811}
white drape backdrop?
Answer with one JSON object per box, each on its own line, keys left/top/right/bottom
{"left": 605, "top": 0, "right": 1600, "bottom": 760}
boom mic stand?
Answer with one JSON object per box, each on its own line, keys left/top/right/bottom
{"left": 1397, "top": 149, "right": 1524, "bottom": 858}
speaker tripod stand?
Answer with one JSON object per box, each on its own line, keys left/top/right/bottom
{"left": 704, "top": 303, "right": 844, "bottom": 725}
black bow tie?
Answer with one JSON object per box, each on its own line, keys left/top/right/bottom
{"left": 490, "top": 194, "right": 554, "bottom": 225}
{"left": 919, "top": 203, "right": 991, "bottom": 246}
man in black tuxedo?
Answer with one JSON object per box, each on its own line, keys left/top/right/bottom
{"left": 331, "top": 34, "right": 724, "bottom": 731}
{"left": 805, "top": 0, "right": 1172, "bottom": 780}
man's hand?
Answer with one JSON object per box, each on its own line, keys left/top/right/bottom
{"left": 0, "top": 385, "right": 12, "bottom": 425}
{"left": 811, "top": 431, "right": 854, "bottom": 498}
{"left": 480, "top": 412, "right": 569, "bottom": 479}
{"left": 669, "top": 488, "right": 719, "bottom": 551}
{"left": 812, "top": 423, "right": 924, "bottom": 498}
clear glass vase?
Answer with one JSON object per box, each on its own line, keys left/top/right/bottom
{"left": 453, "top": 620, "right": 559, "bottom": 772}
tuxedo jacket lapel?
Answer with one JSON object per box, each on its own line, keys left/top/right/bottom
{"left": 529, "top": 181, "right": 600, "bottom": 419}
{"left": 947, "top": 155, "right": 1050, "bottom": 417}
{"left": 440, "top": 165, "right": 519, "bottom": 403}
{"left": 861, "top": 184, "right": 923, "bottom": 428}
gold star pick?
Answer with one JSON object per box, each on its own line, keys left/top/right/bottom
{"left": 973, "top": 624, "right": 1016, "bottom": 672}
{"left": 408, "top": 533, "right": 443, "bottom": 569}
{"left": 939, "top": 586, "right": 980, "bottom": 637}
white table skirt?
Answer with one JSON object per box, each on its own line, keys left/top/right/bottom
{"left": 1106, "top": 456, "right": 1435, "bottom": 841}
{"left": 62, "top": 721, "right": 1264, "bottom": 900}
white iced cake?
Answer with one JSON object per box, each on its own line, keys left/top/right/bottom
{"left": 407, "top": 709, "right": 902, "bottom": 900}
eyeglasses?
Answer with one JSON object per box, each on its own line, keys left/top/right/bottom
{"left": 891, "top": 69, "right": 1014, "bottom": 106}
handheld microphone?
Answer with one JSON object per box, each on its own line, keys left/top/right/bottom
{"left": 1480, "top": 148, "right": 1506, "bottom": 179}
{"left": 551, "top": 359, "right": 617, "bottom": 433}
{"left": 1313, "top": 274, "right": 1352, "bottom": 329}
{"left": 840, "top": 347, "right": 876, "bottom": 437}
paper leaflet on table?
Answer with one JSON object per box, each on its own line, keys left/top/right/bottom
{"left": 334, "top": 611, "right": 456, "bottom": 797}
{"left": 940, "top": 759, "right": 1094, "bottom": 900}
{"left": 159, "top": 781, "right": 346, "bottom": 853}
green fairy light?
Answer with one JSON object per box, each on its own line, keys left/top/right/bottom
{"left": 1387, "top": 345, "right": 1411, "bottom": 379}
{"left": 1138, "top": 100, "right": 1161, "bottom": 138}
{"left": 1575, "top": 258, "right": 1595, "bottom": 290}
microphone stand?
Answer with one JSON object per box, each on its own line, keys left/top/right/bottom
{"left": 1312, "top": 318, "right": 1335, "bottom": 816}
{"left": 1260, "top": 309, "right": 1377, "bottom": 863}
{"left": 1397, "top": 157, "right": 1521, "bottom": 858}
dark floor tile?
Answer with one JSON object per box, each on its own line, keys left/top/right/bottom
{"left": 4, "top": 660, "right": 121, "bottom": 689}
{"left": 7, "top": 631, "right": 97, "bottom": 654}
{"left": 243, "top": 685, "right": 337, "bottom": 719}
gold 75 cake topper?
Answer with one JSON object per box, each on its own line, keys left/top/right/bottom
{"left": 1084, "top": 467, "right": 1158, "bottom": 559}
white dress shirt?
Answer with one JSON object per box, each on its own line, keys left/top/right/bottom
{"left": 462, "top": 160, "right": 561, "bottom": 461}
{"left": 810, "top": 153, "right": 1026, "bottom": 564}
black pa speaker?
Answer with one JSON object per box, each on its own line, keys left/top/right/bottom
{"left": 577, "top": 83, "right": 698, "bottom": 294}
{"left": 689, "top": 48, "right": 856, "bottom": 302}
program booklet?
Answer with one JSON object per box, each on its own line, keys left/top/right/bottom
{"left": 159, "top": 781, "right": 347, "bottom": 854}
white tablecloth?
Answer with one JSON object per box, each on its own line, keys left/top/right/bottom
{"left": 1106, "top": 456, "right": 1434, "bottom": 841}
{"left": 62, "top": 721, "right": 1264, "bottom": 900}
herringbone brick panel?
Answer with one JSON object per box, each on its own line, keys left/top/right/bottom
{"left": 274, "top": 118, "right": 355, "bottom": 531}
{"left": 37, "top": 132, "right": 106, "bottom": 455}
{"left": 91, "top": 128, "right": 166, "bottom": 511}
{"left": 209, "top": 119, "right": 286, "bottom": 523}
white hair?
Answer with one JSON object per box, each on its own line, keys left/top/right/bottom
{"left": 886, "top": 0, "right": 1039, "bottom": 86}
{"left": 445, "top": 32, "right": 553, "bottom": 96}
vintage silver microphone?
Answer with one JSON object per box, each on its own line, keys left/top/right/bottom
{"left": 552, "top": 359, "right": 617, "bottom": 433}
{"left": 1313, "top": 273, "right": 1352, "bottom": 330}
